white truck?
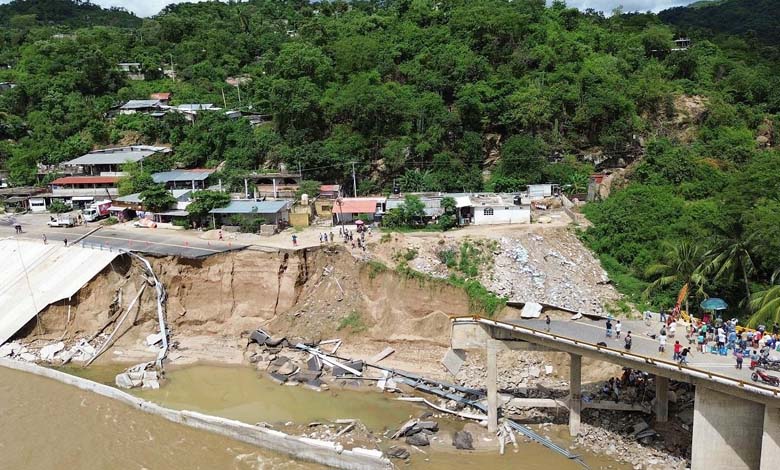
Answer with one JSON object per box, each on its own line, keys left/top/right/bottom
{"left": 47, "top": 214, "right": 75, "bottom": 227}
{"left": 83, "top": 200, "right": 112, "bottom": 222}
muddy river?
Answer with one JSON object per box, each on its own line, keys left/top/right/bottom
{"left": 1, "top": 364, "right": 629, "bottom": 470}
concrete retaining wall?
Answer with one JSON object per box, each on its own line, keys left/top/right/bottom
{"left": 0, "top": 358, "right": 391, "bottom": 470}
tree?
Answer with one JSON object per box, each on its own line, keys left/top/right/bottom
{"left": 117, "top": 162, "right": 154, "bottom": 196}
{"left": 748, "top": 271, "right": 780, "bottom": 328}
{"left": 643, "top": 241, "right": 708, "bottom": 315}
{"left": 47, "top": 199, "right": 70, "bottom": 214}
{"left": 702, "top": 238, "right": 757, "bottom": 306}
{"left": 438, "top": 196, "right": 457, "bottom": 231}
{"left": 186, "top": 190, "right": 231, "bottom": 226}
{"left": 140, "top": 185, "right": 176, "bottom": 213}
{"left": 296, "top": 180, "right": 321, "bottom": 200}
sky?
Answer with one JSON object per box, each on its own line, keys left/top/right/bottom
{"left": 0, "top": 0, "right": 700, "bottom": 18}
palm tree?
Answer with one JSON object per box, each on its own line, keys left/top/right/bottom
{"left": 702, "top": 237, "right": 756, "bottom": 305}
{"left": 748, "top": 270, "right": 780, "bottom": 328}
{"left": 643, "top": 241, "right": 707, "bottom": 315}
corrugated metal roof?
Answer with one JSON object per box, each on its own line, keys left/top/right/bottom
{"left": 320, "top": 184, "right": 340, "bottom": 192}
{"left": 336, "top": 198, "right": 381, "bottom": 214}
{"left": 65, "top": 146, "right": 168, "bottom": 166}
{"left": 152, "top": 169, "right": 214, "bottom": 183}
{"left": 115, "top": 189, "right": 191, "bottom": 204}
{"left": 50, "top": 176, "right": 119, "bottom": 185}
{"left": 121, "top": 99, "right": 162, "bottom": 110}
{"left": 209, "top": 200, "right": 288, "bottom": 214}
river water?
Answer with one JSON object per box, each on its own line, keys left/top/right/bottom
{"left": 1, "top": 364, "right": 628, "bottom": 470}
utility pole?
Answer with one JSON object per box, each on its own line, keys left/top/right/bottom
{"left": 351, "top": 162, "right": 357, "bottom": 197}
{"left": 169, "top": 53, "right": 176, "bottom": 82}
{"left": 236, "top": 83, "right": 242, "bottom": 108}
{"left": 221, "top": 88, "right": 227, "bottom": 108}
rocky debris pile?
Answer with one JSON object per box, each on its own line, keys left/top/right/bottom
{"left": 485, "top": 234, "right": 620, "bottom": 315}
{"left": 299, "top": 419, "right": 377, "bottom": 449}
{"left": 576, "top": 419, "right": 688, "bottom": 469}
{"left": 386, "top": 417, "right": 444, "bottom": 461}
{"left": 455, "top": 350, "right": 563, "bottom": 393}
{"left": 246, "top": 328, "right": 376, "bottom": 392}
{"left": 115, "top": 362, "right": 161, "bottom": 390}
{"left": 0, "top": 338, "right": 100, "bottom": 365}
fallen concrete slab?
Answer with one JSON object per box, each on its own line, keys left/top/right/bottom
{"left": 0, "top": 239, "right": 120, "bottom": 345}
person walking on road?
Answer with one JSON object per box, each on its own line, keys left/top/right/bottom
{"left": 615, "top": 320, "right": 622, "bottom": 339}
{"left": 292, "top": 234, "right": 298, "bottom": 246}
{"left": 42, "top": 234, "right": 47, "bottom": 244}
{"left": 63, "top": 238, "right": 68, "bottom": 247}
{"left": 605, "top": 319, "right": 613, "bottom": 338}
{"left": 545, "top": 315, "right": 551, "bottom": 332}
{"left": 624, "top": 332, "right": 632, "bottom": 351}
{"left": 679, "top": 347, "right": 691, "bottom": 365}
{"left": 673, "top": 341, "right": 682, "bottom": 361}
{"left": 658, "top": 330, "right": 667, "bottom": 353}
{"left": 735, "top": 349, "right": 744, "bottom": 369}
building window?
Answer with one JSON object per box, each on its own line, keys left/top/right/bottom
{"left": 483, "top": 208, "right": 494, "bottom": 216}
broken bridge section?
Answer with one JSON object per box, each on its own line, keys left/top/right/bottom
{"left": 0, "top": 239, "right": 120, "bottom": 345}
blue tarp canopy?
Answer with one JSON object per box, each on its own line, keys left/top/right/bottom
{"left": 700, "top": 298, "right": 728, "bottom": 311}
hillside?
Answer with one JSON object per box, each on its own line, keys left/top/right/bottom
{"left": 0, "top": 0, "right": 141, "bottom": 28}
{"left": 659, "top": 0, "right": 780, "bottom": 46}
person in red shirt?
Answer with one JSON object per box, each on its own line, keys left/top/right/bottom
{"left": 673, "top": 341, "right": 682, "bottom": 361}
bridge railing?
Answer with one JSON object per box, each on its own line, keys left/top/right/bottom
{"left": 452, "top": 315, "right": 780, "bottom": 400}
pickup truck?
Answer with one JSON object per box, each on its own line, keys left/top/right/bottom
{"left": 47, "top": 215, "right": 75, "bottom": 228}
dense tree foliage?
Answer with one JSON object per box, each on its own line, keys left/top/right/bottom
{"left": 1, "top": 0, "right": 780, "bottom": 322}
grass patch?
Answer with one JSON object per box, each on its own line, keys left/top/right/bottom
{"left": 447, "top": 275, "right": 506, "bottom": 318}
{"left": 367, "top": 260, "right": 387, "bottom": 279}
{"left": 101, "top": 216, "right": 119, "bottom": 226}
{"left": 380, "top": 233, "right": 392, "bottom": 244}
{"left": 337, "top": 311, "right": 366, "bottom": 333}
{"left": 596, "top": 253, "right": 654, "bottom": 313}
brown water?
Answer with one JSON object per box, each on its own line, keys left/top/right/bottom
{"left": 4, "top": 364, "right": 629, "bottom": 470}
{"left": 0, "top": 366, "right": 319, "bottom": 470}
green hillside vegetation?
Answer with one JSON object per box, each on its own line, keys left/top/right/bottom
{"left": 1, "top": 0, "right": 780, "bottom": 323}
{"left": 660, "top": 0, "right": 780, "bottom": 46}
{"left": 0, "top": 0, "right": 141, "bottom": 28}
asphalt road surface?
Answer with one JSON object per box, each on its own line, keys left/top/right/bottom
{"left": 0, "top": 215, "right": 244, "bottom": 258}
{"left": 513, "top": 316, "right": 770, "bottom": 384}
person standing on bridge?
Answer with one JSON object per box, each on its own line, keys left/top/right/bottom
{"left": 679, "top": 347, "right": 691, "bottom": 365}
{"left": 615, "top": 320, "right": 622, "bottom": 339}
{"left": 545, "top": 315, "right": 551, "bottom": 332}
{"left": 624, "top": 331, "right": 632, "bottom": 351}
{"left": 605, "top": 318, "right": 613, "bottom": 338}
{"left": 673, "top": 340, "right": 682, "bottom": 361}
{"left": 658, "top": 330, "right": 667, "bottom": 354}
{"left": 735, "top": 349, "right": 744, "bottom": 369}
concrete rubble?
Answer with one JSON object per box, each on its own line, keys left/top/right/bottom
{"left": 115, "top": 362, "right": 162, "bottom": 390}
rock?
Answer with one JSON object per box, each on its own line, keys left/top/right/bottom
{"left": 267, "top": 372, "right": 288, "bottom": 384}
{"left": 115, "top": 373, "right": 134, "bottom": 389}
{"left": 146, "top": 333, "right": 164, "bottom": 346}
{"left": 307, "top": 355, "right": 322, "bottom": 372}
{"left": 142, "top": 379, "right": 160, "bottom": 390}
{"left": 19, "top": 352, "right": 37, "bottom": 362}
{"left": 271, "top": 356, "right": 290, "bottom": 367}
{"left": 632, "top": 420, "right": 649, "bottom": 436}
{"left": 415, "top": 421, "right": 439, "bottom": 432}
{"left": 332, "top": 360, "right": 364, "bottom": 377}
{"left": 0, "top": 342, "right": 22, "bottom": 358}
{"left": 276, "top": 361, "right": 298, "bottom": 376}
{"left": 387, "top": 446, "right": 410, "bottom": 460}
{"left": 249, "top": 329, "right": 270, "bottom": 345}
{"left": 39, "top": 342, "right": 65, "bottom": 361}
{"left": 143, "top": 370, "right": 159, "bottom": 382}
{"left": 265, "top": 336, "right": 287, "bottom": 348}
{"left": 405, "top": 433, "right": 430, "bottom": 446}
{"left": 529, "top": 366, "right": 541, "bottom": 378}
{"left": 452, "top": 430, "right": 474, "bottom": 450}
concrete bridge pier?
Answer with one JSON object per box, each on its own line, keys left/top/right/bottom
{"left": 655, "top": 376, "right": 669, "bottom": 422}
{"left": 569, "top": 353, "right": 582, "bottom": 436}
{"left": 486, "top": 339, "right": 499, "bottom": 433}
{"left": 762, "top": 406, "right": 780, "bottom": 469}
{"left": 691, "top": 387, "right": 765, "bottom": 470}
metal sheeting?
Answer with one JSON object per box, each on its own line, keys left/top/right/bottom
{"left": 0, "top": 239, "right": 120, "bottom": 345}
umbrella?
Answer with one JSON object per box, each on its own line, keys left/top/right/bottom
{"left": 355, "top": 220, "right": 365, "bottom": 225}
{"left": 700, "top": 298, "right": 728, "bottom": 311}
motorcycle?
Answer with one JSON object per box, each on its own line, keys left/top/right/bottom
{"left": 755, "top": 357, "right": 780, "bottom": 372}
{"left": 751, "top": 369, "right": 780, "bottom": 387}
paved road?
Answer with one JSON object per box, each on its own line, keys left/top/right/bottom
{"left": 0, "top": 215, "right": 244, "bottom": 258}
{"left": 512, "top": 316, "right": 768, "bottom": 384}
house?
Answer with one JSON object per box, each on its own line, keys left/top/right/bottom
{"left": 527, "top": 184, "right": 559, "bottom": 200}
{"left": 209, "top": 200, "right": 291, "bottom": 229}
{"left": 118, "top": 62, "right": 144, "bottom": 80}
{"left": 314, "top": 184, "right": 341, "bottom": 218}
{"left": 385, "top": 193, "right": 450, "bottom": 221}
{"left": 319, "top": 184, "right": 341, "bottom": 199}
{"left": 152, "top": 169, "right": 215, "bottom": 191}
{"left": 119, "top": 99, "right": 164, "bottom": 115}
{"left": 0, "top": 187, "right": 46, "bottom": 212}
{"left": 672, "top": 38, "right": 691, "bottom": 51}
{"left": 245, "top": 171, "right": 302, "bottom": 199}
{"left": 332, "top": 198, "right": 385, "bottom": 225}
{"left": 170, "top": 103, "right": 220, "bottom": 122}
{"left": 0, "top": 82, "right": 16, "bottom": 91}
{"left": 43, "top": 176, "right": 120, "bottom": 209}
{"left": 150, "top": 92, "right": 172, "bottom": 105}
{"left": 459, "top": 193, "right": 529, "bottom": 226}
{"left": 112, "top": 189, "right": 193, "bottom": 224}
{"left": 63, "top": 146, "right": 171, "bottom": 176}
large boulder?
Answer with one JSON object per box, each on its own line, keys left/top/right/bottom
{"left": 452, "top": 430, "right": 474, "bottom": 450}
{"left": 405, "top": 433, "right": 430, "bottom": 446}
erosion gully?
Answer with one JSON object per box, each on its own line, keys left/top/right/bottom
{"left": 1, "top": 364, "right": 629, "bottom": 470}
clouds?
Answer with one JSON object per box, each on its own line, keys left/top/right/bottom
{"left": 0, "top": 0, "right": 699, "bottom": 18}
{"left": 553, "top": 0, "right": 697, "bottom": 13}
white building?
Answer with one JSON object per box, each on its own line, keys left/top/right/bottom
{"left": 455, "top": 193, "right": 530, "bottom": 226}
